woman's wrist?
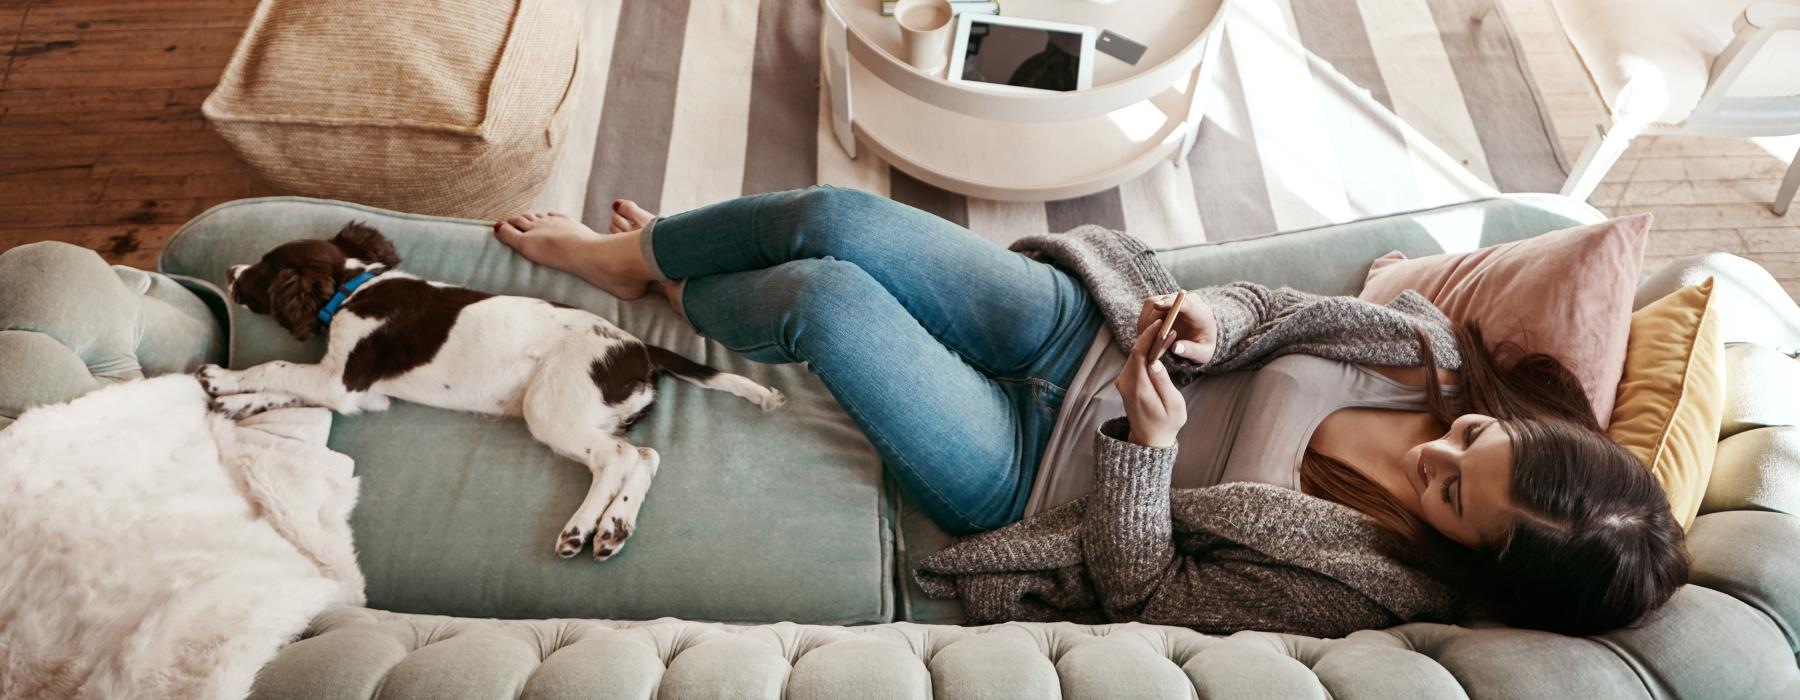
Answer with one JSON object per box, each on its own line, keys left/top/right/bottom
{"left": 1128, "top": 429, "right": 1176, "bottom": 448}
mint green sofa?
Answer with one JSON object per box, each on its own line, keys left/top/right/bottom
{"left": 3, "top": 194, "right": 1797, "bottom": 698}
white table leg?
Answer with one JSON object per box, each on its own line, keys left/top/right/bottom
{"left": 822, "top": 0, "right": 856, "bottom": 159}
{"left": 1560, "top": 123, "right": 1633, "bottom": 202}
{"left": 1176, "top": 26, "right": 1224, "bottom": 161}
{"left": 1775, "top": 145, "right": 1799, "bottom": 216}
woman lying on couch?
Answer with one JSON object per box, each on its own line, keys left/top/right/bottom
{"left": 493, "top": 186, "right": 1687, "bottom": 638}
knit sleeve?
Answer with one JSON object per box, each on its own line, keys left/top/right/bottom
{"left": 1079, "top": 418, "right": 1405, "bottom": 634}
{"left": 1079, "top": 417, "right": 1180, "bottom": 616}
{"left": 1158, "top": 283, "right": 1461, "bottom": 383}
{"left": 1137, "top": 548, "right": 1404, "bottom": 636}
{"left": 1006, "top": 227, "right": 1456, "bottom": 385}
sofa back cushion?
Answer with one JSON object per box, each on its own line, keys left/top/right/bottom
{"left": 159, "top": 197, "right": 892, "bottom": 624}
{"left": 1356, "top": 214, "right": 1651, "bottom": 427}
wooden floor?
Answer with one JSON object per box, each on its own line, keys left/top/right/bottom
{"left": 1, "top": 0, "right": 1796, "bottom": 296}
{"left": 0, "top": 0, "right": 269, "bottom": 270}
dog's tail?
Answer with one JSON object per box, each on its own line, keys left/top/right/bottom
{"left": 646, "top": 345, "right": 785, "bottom": 411}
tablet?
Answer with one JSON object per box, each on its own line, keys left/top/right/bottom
{"left": 947, "top": 13, "right": 1097, "bottom": 93}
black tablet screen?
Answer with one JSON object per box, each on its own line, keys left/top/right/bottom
{"left": 959, "top": 22, "right": 1083, "bottom": 92}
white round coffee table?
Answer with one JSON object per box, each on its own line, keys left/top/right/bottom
{"left": 822, "top": 0, "right": 1226, "bottom": 201}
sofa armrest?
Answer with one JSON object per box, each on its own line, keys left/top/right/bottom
{"left": 1636, "top": 253, "right": 1800, "bottom": 654}
{"left": 1688, "top": 510, "right": 1800, "bottom": 650}
{"left": 0, "top": 242, "right": 225, "bottom": 427}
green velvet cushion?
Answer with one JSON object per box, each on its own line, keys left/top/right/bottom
{"left": 0, "top": 242, "right": 223, "bottom": 428}
{"left": 899, "top": 194, "right": 1607, "bottom": 624}
{"left": 159, "top": 197, "right": 893, "bottom": 624}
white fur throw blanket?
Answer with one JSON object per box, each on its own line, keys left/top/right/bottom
{"left": 0, "top": 376, "right": 364, "bottom": 699}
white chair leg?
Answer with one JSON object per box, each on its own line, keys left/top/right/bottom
{"left": 1774, "top": 147, "right": 1799, "bottom": 216}
{"left": 1561, "top": 124, "right": 1633, "bottom": 202}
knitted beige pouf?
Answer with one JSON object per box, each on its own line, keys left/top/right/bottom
{"left": 203, "top": 0, "right": 581, "bottom": 220}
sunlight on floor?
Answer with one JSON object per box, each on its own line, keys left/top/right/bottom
{"left": 1751, "top": 135, "right": 1799, "bottom": 164}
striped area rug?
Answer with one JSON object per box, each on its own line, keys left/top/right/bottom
{"left": 539, "top": 0, "right": 1567, "bottom": 249}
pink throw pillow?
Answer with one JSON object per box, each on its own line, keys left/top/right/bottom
{"left": 1359, "top": 214, "right": 1652, "bottom": 427}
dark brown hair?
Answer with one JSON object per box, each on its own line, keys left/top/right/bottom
{"left": 1300, "top": 324, "right": 1688, "bottom": 635}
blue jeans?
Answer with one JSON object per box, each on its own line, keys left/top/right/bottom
{"left": 641, "top": 187, "right": 1102, "bottom": 534}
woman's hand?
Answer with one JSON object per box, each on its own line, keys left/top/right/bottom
{"left": 1134, "top": 292, "right": 1217, "bottom": 365}
{"left": 1117, "top": 319, "right": 1188, "bottom": 447}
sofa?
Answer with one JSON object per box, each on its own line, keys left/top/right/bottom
{"left": 2, "top": 193, "right": 1798, "bottom": 698}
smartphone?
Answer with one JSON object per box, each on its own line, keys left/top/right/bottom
{"left": 1149, "top": 290, "right": 1185, "bottom": 363}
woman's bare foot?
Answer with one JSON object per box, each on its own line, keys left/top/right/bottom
{"left": 597, "top": 200, "right": 680, "bottom": 300}
{"left": 608, "top": 199, "right": 655, "bottom": 234}
{"left": 493, "top": 210, "right": 651, "bottom": 300}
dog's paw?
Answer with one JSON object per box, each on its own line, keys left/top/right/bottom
{"left": 194, "top": 364, "right": 240, "bottom": 396}
{"left": 554, "top": 524, "right": 590, "bottom": 559}
{"left": 210, "top": 393, "right": 299, "bottom": 421}
{"left": 594, "top": 515, "right": 635, "bottom": 561}
{"left": 758, "top": 388, "right": 786, "bottom": 412}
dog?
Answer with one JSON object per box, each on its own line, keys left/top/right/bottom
{"left": 197, "top": 222, "right": 784, "bottom": 561}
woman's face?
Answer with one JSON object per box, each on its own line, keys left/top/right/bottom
{"left": 1402, "top": 413, "right": 1517, "bottom": 548}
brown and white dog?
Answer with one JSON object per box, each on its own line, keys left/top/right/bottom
{"left": 197, "top": 222, "right": 784, "bottom": 561}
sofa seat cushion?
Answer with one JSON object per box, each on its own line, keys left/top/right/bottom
{"left": 159, "top": 197, "right": 893, "bottom": 625}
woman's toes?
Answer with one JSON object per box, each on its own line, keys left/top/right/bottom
{"left": 507, "top": 214, "right": 535, "bottom": 230}
{"left": 616, "top": 200, "right": 655, "bottom": 228}
{"left": 494, "top": 221, "right": 525, "bottom": 247}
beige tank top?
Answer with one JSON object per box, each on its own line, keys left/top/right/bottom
{"left": 1025, "top": 330, "right": 1457, "bottom": 516}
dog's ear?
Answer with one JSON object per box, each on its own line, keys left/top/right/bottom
{"left": 269, "top": 266, "right": 334, "bottom": 341}
{"left": 330, "top": 222, "right": 400, "bottom": 267}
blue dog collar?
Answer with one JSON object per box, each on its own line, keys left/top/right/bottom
{"left": 317, "top": 267, "right": 386, "bottom": 327}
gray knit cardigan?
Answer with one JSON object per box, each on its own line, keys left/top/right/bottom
{"left": 912, "top": 226, "right": 1464, "bottom": 637}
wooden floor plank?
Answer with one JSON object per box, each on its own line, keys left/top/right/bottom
{"left": 1, "top": 4, "right": 28, "bottom": 90}
{"left": 21, "top": 2, "right": 259, "bottom": 35}
{"left": 0, "top": 223, "right": 175, "bottom": 269}
{"left": 6, "top": 29, "right": 241, "bottom": 75}
{"left": 0, "top": 129, "right": 239, "bottom": 157}
{"left": 0, "top": 105, "right": 207, "bottom": 133}
{"left": 0, "top": 86, "right": 180, "bottom": 114}
{"left": 0, "top": 196, "right": 216, "bottom": 229}
{"left": 4, "top": 64, "right": 234, "bottom": 90}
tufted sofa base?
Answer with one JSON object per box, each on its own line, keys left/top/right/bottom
{"left": 254, "top": 591, "right": 1800, "bottom": 700}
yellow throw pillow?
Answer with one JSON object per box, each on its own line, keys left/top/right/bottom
{"left": 1606, "top": 279, "right": 1725, "bottom": 529}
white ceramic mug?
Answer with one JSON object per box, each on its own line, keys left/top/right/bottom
{"left": 894, "top": 0, "right": 954, "bottom": 74}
